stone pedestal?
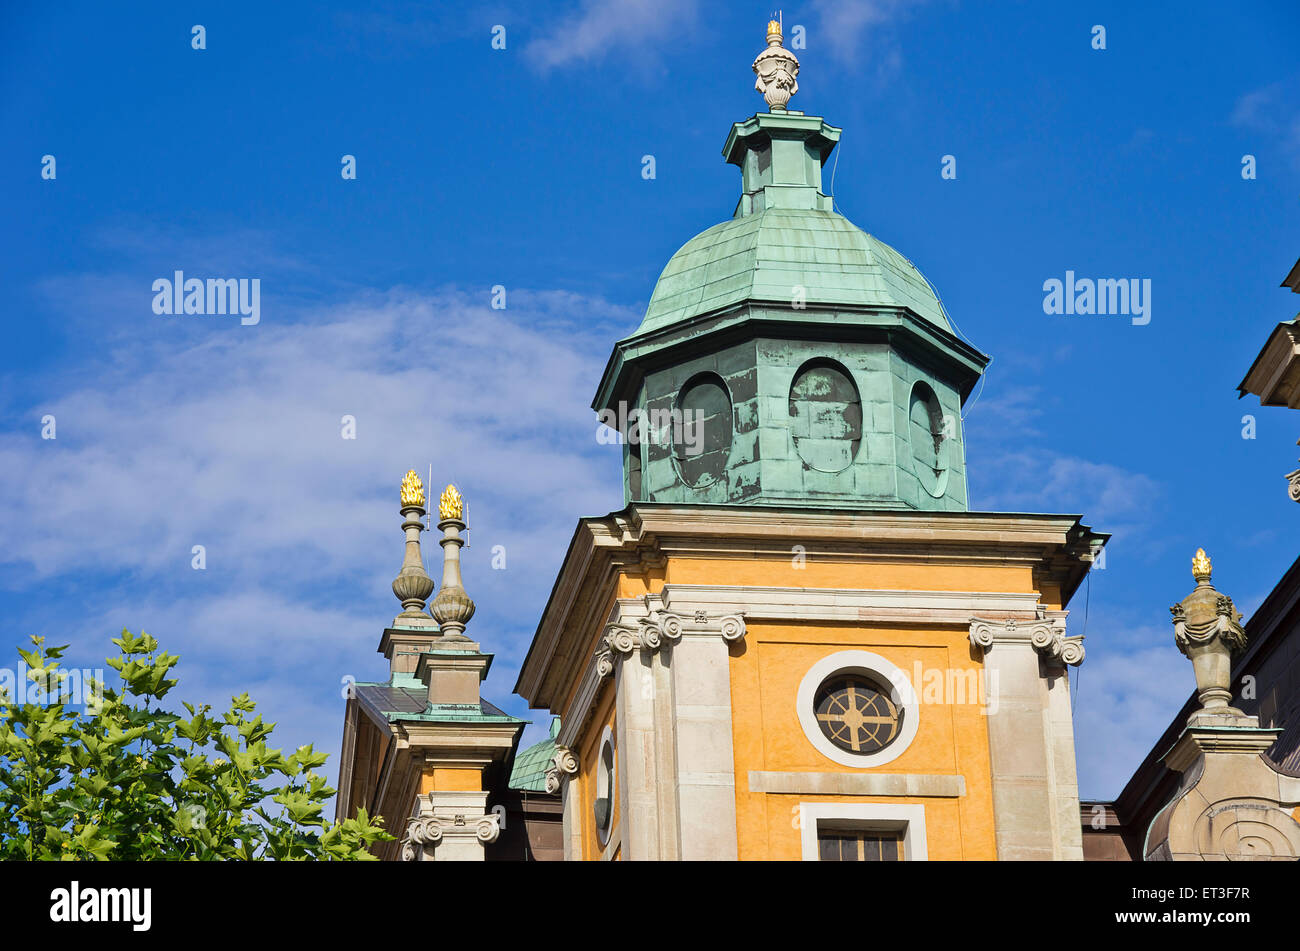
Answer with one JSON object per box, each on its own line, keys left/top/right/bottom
{"left": 1146, "top": 719, "right": 1300, "bottom": 860}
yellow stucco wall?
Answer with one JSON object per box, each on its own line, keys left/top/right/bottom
{"left": 419, "top": 767, "right": 482, "bottom": 793}
{"left": 731, "top": 619, "right": 998, "bottom": 860}
{"left": 665, "top": 555, "right": 1033, "bottom": 594}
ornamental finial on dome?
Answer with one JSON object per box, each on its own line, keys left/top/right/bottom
{"left": 1192, "top": 548, "right": 1212, "bottom": 583}
{"left": 753, "top": 13, "right": 799, "bottom": 111}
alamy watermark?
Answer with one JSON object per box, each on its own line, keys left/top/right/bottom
{"left": 151, "top": 271, "right": 260, "bottom": 325}
{"left": 596, "top": 401, "right": 706, "bottom": 456}
{"left": 0, "top": 664, "right": 105, "bottom": 714}
{"left": 1042, "top": 270, "right": 1150, "bottom": 325}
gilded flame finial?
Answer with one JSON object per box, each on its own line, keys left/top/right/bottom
{"left": 393, "top": 469, "right": 434, "bottom": 619}
{"left": 438, "top": 484, "right": 463, "bottom": 521}
{"left": 1192, "top": 548, "right": 1212, "bottom": 583}
{"left": 400, "top": 469, "right": 425, "bottom": 508}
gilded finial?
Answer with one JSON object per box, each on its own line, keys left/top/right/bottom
{"left": 400, "top": 469, "right": 425, "bottom": 508}
{"left": 753, "top": 12, "right": 799, "bottom": 111}
{"left": 438, "top": 484, "right": 463, "bottom": 521}
{"left": 393, "top": 469, "right": 434, "bottom": 619}
{"left": 1192, "top": 548, "right": 1212, "bottom": 583}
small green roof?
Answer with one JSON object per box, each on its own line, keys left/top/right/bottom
{"left": 509, "top": 732, "right": 558, "bottom": 792}
{"left": 635, "top": 208, "right": 951, "bottom": 336}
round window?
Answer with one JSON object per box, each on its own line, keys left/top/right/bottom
{"left": 813, "top": 674, "right": 903, "bottom": 755}
{"left": 593, "top": 729, "right": 615, "bottom": 846}
{"left": 796, "top": 651, "right": 919, "bottom": 768}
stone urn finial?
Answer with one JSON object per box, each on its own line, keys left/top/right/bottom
{"left": 430, "top": 484, "right": 475, "bottom": 640}
{"left": 1170, "top": 548, "right": 1248, "bottom": 722}
{"left": 392, "top": 470, "right": 435, "bottom": 618}
{"left": 753, "top": 15, "right": 799, "bottom": 112}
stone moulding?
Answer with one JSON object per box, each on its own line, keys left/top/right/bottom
{"left": 969, "top": 615, "right": 1085, "bottom": 667}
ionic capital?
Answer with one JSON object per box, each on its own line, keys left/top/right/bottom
{"left": 545, "top": 746, "right": 579, "bottom": 793}
{"left": 595, "top": 607, "right": 746, "bottom": 678}
{"left": 969, "top": 615, "right": 1084, "bottom": 667}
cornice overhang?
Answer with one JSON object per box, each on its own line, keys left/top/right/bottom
{"left": 723, "top": 111, "right": 842, "bottom": 168}
{"left": 591, "top": 302, "right": 991, "bottom": 417}
{"left": 1237, "top": 320, "right": 1300, "bottom": 407}
{"left": 514, "top": 503, "right": 1106, "bottom": 709}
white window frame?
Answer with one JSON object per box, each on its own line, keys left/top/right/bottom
{"left": 795, "top": 649, "right": 919, "bottom": 768}
{"left": 799, "top": 802, "right": 928, "bottom": 861}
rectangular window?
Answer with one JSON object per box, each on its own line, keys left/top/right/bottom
{"left": 799, "top": 804, "right": 927, "bottom": 861}
{"left": 817, "top": 828, "right": 903, "bottom": 861}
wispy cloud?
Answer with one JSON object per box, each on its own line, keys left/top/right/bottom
{"left": 1230, "top": 79, "right": 1300, "bottom": 168}
{"left": 1, "top": 261, "right": 633, "bottom": 760}
{"left": 810, "top": 0, "right": 930, "bottom": 66}
{"left": 523, "top": 0, "right": 699, "bottom": 72}
{"left": 1072, "top": 634, "right": 1194, "bottom": 799}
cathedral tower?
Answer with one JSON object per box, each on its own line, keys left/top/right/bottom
{"left": 518, "top": 22, "right": 1106, "bottom": 861}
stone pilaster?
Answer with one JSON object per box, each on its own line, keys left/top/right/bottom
{"left": 595, "top": 595, "right": 745, "bottom": 860}
{"left": 968, "top": 613, "right": 1085, "bottom": 860}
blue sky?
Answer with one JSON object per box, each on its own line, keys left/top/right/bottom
{"left": 1, "top": 0, "right": 1297, "bottom": 799}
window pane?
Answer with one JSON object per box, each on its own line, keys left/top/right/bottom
{"left": 818, "top": 836, "right": 841, "bottom": 861}
{"left": 817, "top": 827, "right": 903, "bottom": 861}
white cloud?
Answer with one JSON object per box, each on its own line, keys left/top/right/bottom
{"left": 0, "top": 279, "right": 633, "bottom": 765}
{"left": 811, "top": 0, "right": 929, "bottom": 64}
{"left": 523, "top": 0, "right": 698, "bottom": 71}
{"left": 1071, "top": 635, "right": 1194, "bottom": 799}
{"left": 1231, "top": 80, "right": 1300, "bottom": 168}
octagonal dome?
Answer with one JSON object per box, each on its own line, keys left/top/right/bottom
{"left": 637, "top": 208, "right": 950, "bottom": 336}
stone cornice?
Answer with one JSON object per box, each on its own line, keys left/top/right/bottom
{"left": 1238, "top": 320, "right": 1300, "bottom": 407}
{"left": 516, "top": 505, "right": 1106, "bottom": 708}
{"left": 969, "top": 613, "right": 1085, "bottom": 667}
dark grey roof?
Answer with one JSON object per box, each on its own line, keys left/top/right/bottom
{"left": 353, "top": 682, "right": 522, "bottom": 723}
{"left": 355, "top": 682, "right": 426, "bottom": 715}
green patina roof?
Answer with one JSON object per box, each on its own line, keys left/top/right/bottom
{"left": 635, "top": 208, "right": 951, "bottom": 336}
{"left": 508, "top": 718, "right": 560, "bottom": 791}
{"left": 508, "top": 735, "right": 557, "bottom": 791}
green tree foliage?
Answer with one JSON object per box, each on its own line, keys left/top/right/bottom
{"left": 0, "top": 630, "right": 390, "bottom": 860}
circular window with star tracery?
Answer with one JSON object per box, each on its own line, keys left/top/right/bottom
{"left": 813, "top": 674, "right": 903, "bottom": 755}
{"left": 796, "top": 651, "right": 919, "bottom": 768}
